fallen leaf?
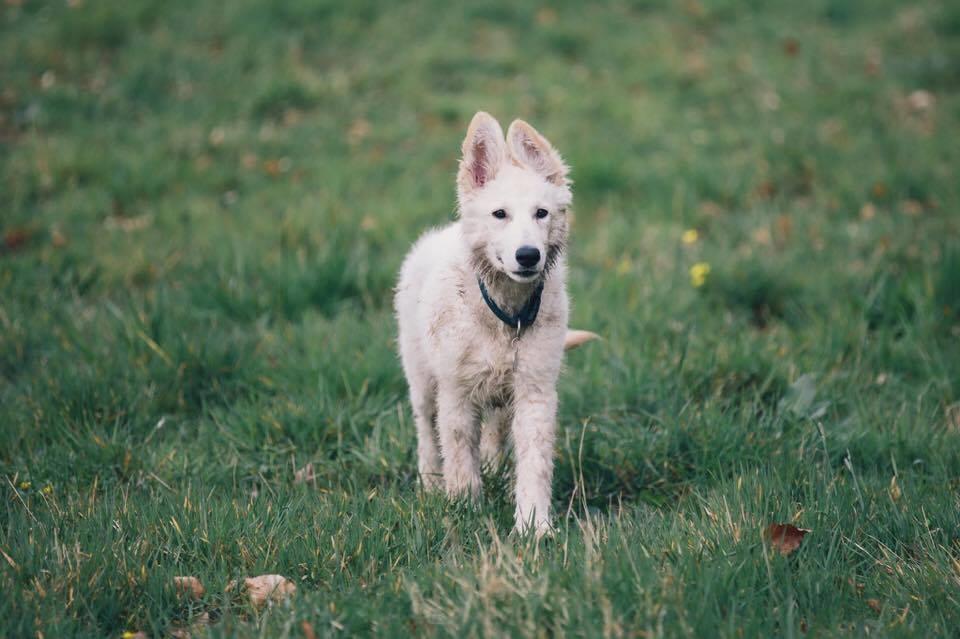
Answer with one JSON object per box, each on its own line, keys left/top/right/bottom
{"left": 173, "top": 576, "right": 205, "bottom": 600}
{"left": 104, "top": 214, "right": 153, "bottom": 233}
{"left": 764, "top": 523, "right": 810, "bottom": 556}
{"left": 226, "top": 574, "right": 296, "bottom": 609}
{"left": 294, "top": 463, "right": 315, "bottom": 484}
{"left": 3, "top": 227, "right": 32, "bottom": 252}
{"left": 564, "top": 330, "right": 600, "bottom": 351}
{"left": 208, "top": 127, "right": 225, "bottom": 146}
{"left": 347, "top": 118, "right": 371, "bottom": 145}
{"left": 865, "top": 47, "right": 883, "bottom": 76}
{"left": 536, "top": 7, "right": 558, "bottom": 25}
{"left": 946, "top": 404, "right": 960, "bottom": 431}
{"left": 302, "top": 620, "right": 317, "bottom": 639}
{"left": 901, "top": 199, "right": 924, "bottom": 216}
{"left": 752, "top": 227, "right": 772, "bottom": 245}
{"left": 51, "top": 228, "right": 67, "bottom": 247}
{"left": 263, "top": 159, "right": 282, "bottom": 176}
{"left": 775, "top": 214, "right": 793, "bottom": 244}
{"left": 866, "top": 598, "right": 882, "bottom": 613}
{"left": 907, "top": 90, "right": 934, "bottom": 113}
{"left": 169, "top": 612, "right": 209, "bottom": 639}
{"left": 754, "top": 180, "right": 776, "bottom": 199}
{"left": 889, "top": 475, "right": 901, "bottom": 502}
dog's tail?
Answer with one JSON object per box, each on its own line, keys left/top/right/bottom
{"left": 564, "top": 329, "right": 600, "bottom": 351}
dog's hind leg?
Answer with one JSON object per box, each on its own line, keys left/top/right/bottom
{"left": 409, "top": 377, "right": 442, "bottom": 490}
{"left": 480, "top": 405, "right": 510, "bottom": 468}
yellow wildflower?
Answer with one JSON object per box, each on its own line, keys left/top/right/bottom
{"left": 690, "top": 262, "right": 711, "bottom": 288}
{"left": 682, "top": 229, "right": 699, "bottom": 245}
{"left": 42, "top": 484, "right": 53, "bottom": 495}
{"left": 18, "top": 481, "right": 31, "bottom": 491}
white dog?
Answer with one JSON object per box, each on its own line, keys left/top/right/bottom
{"left": 395, "top": 112, "right": 593, "bottom": 535}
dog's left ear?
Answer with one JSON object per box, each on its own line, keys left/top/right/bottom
{"left": 506, "top": 120, "right": 569, "bottom": 187}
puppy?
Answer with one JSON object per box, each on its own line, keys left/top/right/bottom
{"left": 395, "top": 112, "right": 592, "bottom": 535}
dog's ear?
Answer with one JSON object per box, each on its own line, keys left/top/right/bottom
{"left": 506, "top": 120, "right": 569, "bottom": 187}
{"left": 458, "top": 112, "right": 507, "bottom": 196}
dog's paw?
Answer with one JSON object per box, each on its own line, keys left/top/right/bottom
{"left": 444, "top": 477, "right": 483, "bottom": 505}
{"left": 419, "top": 472, "right": 444, "bottom": 493}
{"left": 513, "top": 516, "right": 555, "bottom": 540}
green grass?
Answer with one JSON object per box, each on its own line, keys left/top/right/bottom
{"left": 2, "top": 0, "right": 960, "bottom": 636}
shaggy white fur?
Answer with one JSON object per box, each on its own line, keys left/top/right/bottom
{"left": 395, "top": 112, "right": 581, "bottom": 536}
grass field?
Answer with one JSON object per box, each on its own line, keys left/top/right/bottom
{"left": 3, "top": 0, "right": 960, "bottom": 636}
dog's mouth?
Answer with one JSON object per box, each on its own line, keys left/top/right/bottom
{"left": 511, "top": 269, "right": 541, "bottom": 281}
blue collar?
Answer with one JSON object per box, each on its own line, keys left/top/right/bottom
{"left": 477, "top": 278, "right": 545, "bottom": 332}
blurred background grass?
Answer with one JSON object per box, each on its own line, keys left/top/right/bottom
{"left": 2, "top": 0, "right": 960, "bottom": 636}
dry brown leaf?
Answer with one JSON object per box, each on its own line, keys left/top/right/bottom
{"left": 294, "top": 463, "right": 316, "bottom": 484}
{"left": 173, "top": 576, "right": 205, "bottom": 600}
{"left": 944, "top": 403, "right": 960, "bottom": 431}
{"left": 901, "top": 199, "right": 924, "bottom": 216}
{"left": 169, "top": 613, "right": 209, "bottom": 639}
{"left": 764, "top": 523, "right": 810, "bottom": 556}
{"left": 104, "top": 214, "right": 153, "bottom": 233}
{"left": 3, "top": 227, "right": 32, "bottom": 252}
{"left": 536, "top": 7, "right": 558, "bottom": 25}
{"left": 51, "top": 228, "right": 67, "bottom": 247}
{"left": 347, "top": 118, "right": 371, "bottom": 145}
{"left": 263, "top": 159, "right": 281, "bottom": 176}
{"left": 907, "top": 90, "right": 934, "bottom": 113}
{"left": 889, "top": 475, "right": 901, "bottom": 502}
{"left": 563, "top": 330, "right": 600, "bottom": 351}
{"left": 226, "top": 574, "right": 296, "bottom": 609}
{"left": 775, "top": 214, "right": 793, "bottom": 245}
{"left": 866, "top": 598, "right": 882, "bottom": 614}
{"left": 301, "top": 620, "right": 317, "bottom": 639}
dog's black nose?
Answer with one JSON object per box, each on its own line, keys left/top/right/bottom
{"left": 515, "top": 246, "right": 541, "bottom": 268}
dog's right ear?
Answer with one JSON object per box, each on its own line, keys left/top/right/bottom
{"left": 457, "top": 112, "right": 506, "bottom": 198}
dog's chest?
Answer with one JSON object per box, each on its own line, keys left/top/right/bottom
{"left": 455, "top": 334, "right": 516, "bottom": 405}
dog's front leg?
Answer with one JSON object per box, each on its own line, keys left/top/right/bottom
{"left": 436, "top": 384, "right": 482, "bottom": 499}
{"left": 511, "top": 385, "right": 558, "bottom": 536}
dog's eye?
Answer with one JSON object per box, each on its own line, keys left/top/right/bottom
{"left": 492, "top": 209, "right": 507, "bottom": 219}
{"left": 535, "top": 208, "right": 549, "bottom": 219}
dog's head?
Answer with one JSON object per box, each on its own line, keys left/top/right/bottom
{"left": 457, "top": 112, "right": 572, "bottom": 284}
